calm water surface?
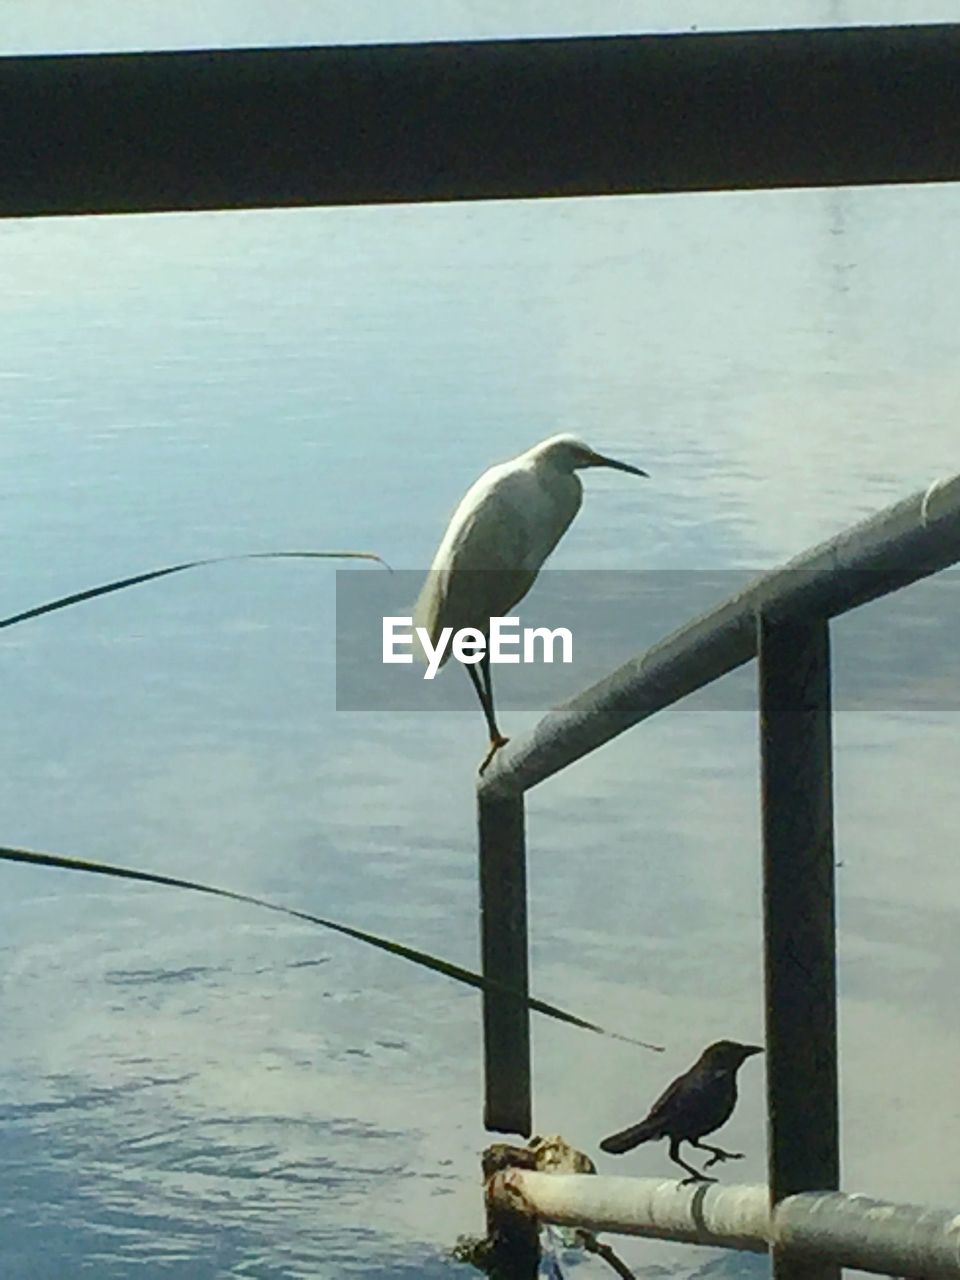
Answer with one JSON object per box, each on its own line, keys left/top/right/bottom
{"left": 2, "top": 179, "right": 960, "bottom": 1278}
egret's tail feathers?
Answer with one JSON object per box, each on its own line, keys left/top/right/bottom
{"left": 412, "top": 570, "right": 448, "bottom": 667}
{"left": 599, "top": 1119, "right": 662, "bottom": 1154}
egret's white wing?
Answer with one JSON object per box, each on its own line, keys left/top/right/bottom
{"left": 413, "top": 462, "right": 580, "bottom": 664}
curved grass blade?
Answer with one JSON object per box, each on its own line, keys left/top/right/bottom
{"left": 0, "top": 843, "right": 662, "bottom": 1052}
{"left": 0, "top": 550, "right": 390, "bottom": 630}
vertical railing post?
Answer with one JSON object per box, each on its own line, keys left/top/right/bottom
{"left": 478, "top": 788, "right": 532, "bottom": 1136}
{"left": 758, "top": 614, "right": 840, "bottom": 1280}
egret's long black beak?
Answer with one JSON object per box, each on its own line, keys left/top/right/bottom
{"left": 589, "top": 451, "right": 649, "bottom": 477}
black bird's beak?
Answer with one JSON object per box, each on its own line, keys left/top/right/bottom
{"left": 742, "top": 1045, "right": 764, "bottom": 1058}
{"left": 588, "top": 450, "right": 649, "bottom": 478}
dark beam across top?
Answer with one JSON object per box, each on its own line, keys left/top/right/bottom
{"left": 2, "top": 24, "right": 960, "bottom": 218}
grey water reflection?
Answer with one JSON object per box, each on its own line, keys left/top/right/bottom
{"left": 3, "top": 176, "right": 960, "bottom": 1277}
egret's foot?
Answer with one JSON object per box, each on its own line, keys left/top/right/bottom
{"left": 702, "top": 1149, "right": 743, "bottom": 1170}
{"left": 478, "top": 734, "right": 510, "bottom": 775}
{"left": 680, "top": 1172, "right": 717, "bottom": 1186}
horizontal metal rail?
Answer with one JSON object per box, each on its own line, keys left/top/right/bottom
{"left": 2, "top": 24, "right": 960, "bottom": 217}
{"left": 480, "top": 473, "right": 960, "bottom": 798}
{"left": 490, "top": 1172, "right": 960, "bottom": 1279}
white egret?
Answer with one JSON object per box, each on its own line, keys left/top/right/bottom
{"left": 414, "top": 434, "right": 648, "bottom": 772}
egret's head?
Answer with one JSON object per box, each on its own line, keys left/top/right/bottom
{"left": 531, "top": 433, "right": 648, "bottom": 478}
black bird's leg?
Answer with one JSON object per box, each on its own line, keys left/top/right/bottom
{"left": 690, "top": 1139, "right": 744, "bottom": 1169}
{"left": 468, "top": 651, "right": 509, "bottom": 774}
{"left": 669, "top": 1138, "right": 716, "bottom": 1185}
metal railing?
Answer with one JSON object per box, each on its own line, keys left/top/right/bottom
{"left": 3, "top": 25, "right": 960, "bottom": 218}
{"left": 486, "top": 1173, "right": 960, "bottom": 1279}
{"left": 476, "top": 473, "right": 960, "bottom": 1280}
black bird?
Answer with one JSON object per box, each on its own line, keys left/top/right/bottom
{"left": 600, "top": 1040, "right": 763, "bottom": 1183}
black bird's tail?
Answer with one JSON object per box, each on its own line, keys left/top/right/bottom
{"left": 599, "top": 1117, "right": 663, "bottom": 1154}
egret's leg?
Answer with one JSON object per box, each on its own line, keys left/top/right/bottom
{"left": 466, "top": 660, "right": 498, "bottom": 736}
{"left": 479, "top": 651, "right": 510, "bottom": 765}
{"left": 479, "top": 652, "right": 508, "bottom": 740}
{"left": 467, "top": 654, "right": 508, "bottom": 773}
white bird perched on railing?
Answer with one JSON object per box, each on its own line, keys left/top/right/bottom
{"left": 414, "top": 433, "right": 648, "bottom": 773}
